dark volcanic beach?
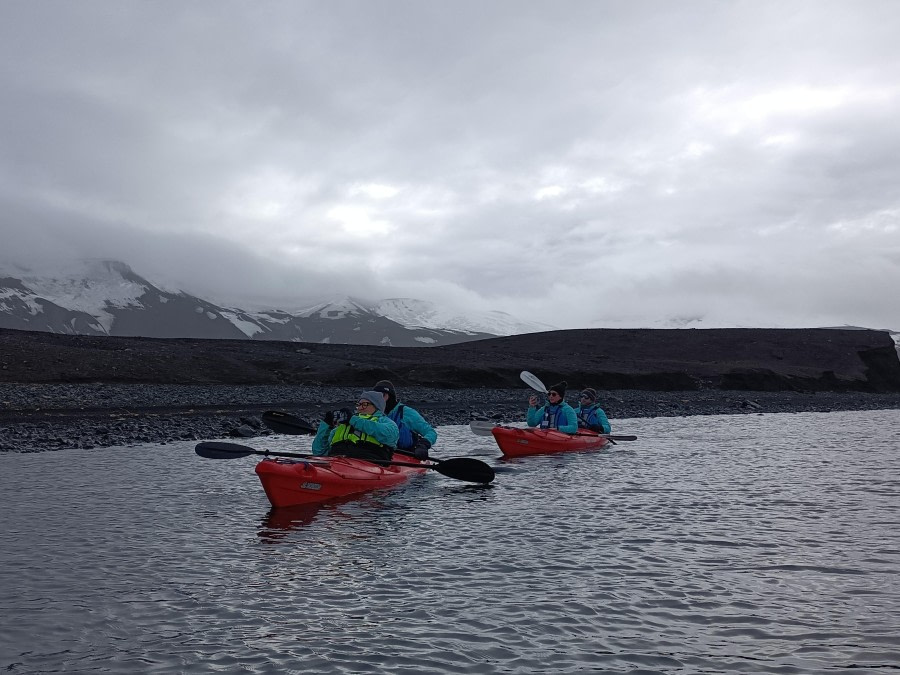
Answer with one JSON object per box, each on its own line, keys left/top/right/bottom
{"left": 4, "top": 383, "right": 900, "bottom": 453}
{"left": 2, "top": 326, "right": 899, "bottom": 452}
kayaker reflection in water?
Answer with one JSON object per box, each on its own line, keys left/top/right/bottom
{"left": 574, "top": 388, "right": 612, "bottom": 434}
{"left": 526, "top": 380, "right": 578, "bottom": 433}
{"left": 311, "top": 390, "right": 399, "bottom": 462}
{"left": 372, "top": 379, "right": 437, "bottom": 460}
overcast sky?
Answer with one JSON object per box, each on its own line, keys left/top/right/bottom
{"left": 2, "top": 1, "right": 898, "bottom": 330}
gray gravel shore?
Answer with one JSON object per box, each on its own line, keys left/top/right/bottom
{"left": 3, "top": 383, "right": 900, "bottom": 453}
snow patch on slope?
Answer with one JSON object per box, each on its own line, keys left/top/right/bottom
{"left": 0, "top": 287, "right": 43, "bottom": 316}
{"left": 219, "top": 311, "right": 265, "bottom": 337}
{"left": 294, "top": 297, "right": 372, "bottom": 319}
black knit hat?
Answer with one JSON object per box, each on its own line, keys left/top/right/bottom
{"left": 580, "top": 387, "right": 598, "bottom": 402}
{"left": 373, "top": 379, "right": 398, "bottom": 413}
{"left": 548, "top": 381, "right": 567, "bottom": 397}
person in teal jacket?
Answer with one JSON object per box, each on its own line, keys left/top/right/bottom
{"left": 574, "top": 387, "right": 611, "bottom": 434}
{"left": 312, "top": 390, "right": 399, "bottom": 461}
{"left": 372, "top": 380, "right": 437, "bottom": 460}
{"left": 526, "top": 380, "right": 578, "bottom": 433}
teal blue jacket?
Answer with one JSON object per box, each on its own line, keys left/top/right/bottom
{"left": 388, "top": 403, "right": 438, "bottom": 448}
{"left": 574, "top": 404, "right": 611, "bottom": 434}
{"left": 526, "top": 402, "right": 578, "bottom": 433}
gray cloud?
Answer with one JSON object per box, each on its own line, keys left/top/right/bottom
{"left": 2, "top": 1, "right": 898, "bottom": 329}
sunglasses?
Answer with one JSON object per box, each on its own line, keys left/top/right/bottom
{"left": 548, "top": 392, "right": 561, "bottom": 398}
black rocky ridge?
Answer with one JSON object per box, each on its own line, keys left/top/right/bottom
{"left": 2, "top": 326, "right": 899, "bottom": 452}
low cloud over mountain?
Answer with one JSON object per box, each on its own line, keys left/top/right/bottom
{"left": 0, "top": 260, "right": 552, "bottom": 346}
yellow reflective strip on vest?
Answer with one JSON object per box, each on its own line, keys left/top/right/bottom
{"left": 330, "top": 413, "right": 384, "bottom": 446}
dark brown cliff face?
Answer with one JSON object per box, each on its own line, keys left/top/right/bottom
{"left": 1, "top": 327, "right": 898, "bottom": 392}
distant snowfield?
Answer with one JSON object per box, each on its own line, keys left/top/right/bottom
{"left": 283, "top": 296, "right": 555, "bottom": 336}
{"left": 372, "top": 297, "right": 555, "bottom": 336}
{"left": 294, "top": 297, "right": 364, "bottom": 320}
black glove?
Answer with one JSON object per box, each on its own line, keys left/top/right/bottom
{"left": 323, "top": 410, "right": 336, "bottom": 427}
{"left": 335, "top": 408, "right": 352, "bottom": 425}
{"left": 413, "top": 437, "right": 432, "bottom": 460}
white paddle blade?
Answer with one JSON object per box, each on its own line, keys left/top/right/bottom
{"left": 469, "top": 421, "right": 523, "bottom": 436}
{"left": 469, "top": 421, "right": 497, "bottom": 436}
{"left": 519, "top": 370, "right": 548, "bottom": 393}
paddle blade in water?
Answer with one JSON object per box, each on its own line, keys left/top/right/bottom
{"left": 434, "top": 457, "right": 496, "bottom": 484}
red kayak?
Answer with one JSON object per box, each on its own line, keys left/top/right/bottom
{"left": 491, "top": 426, "right": 611, "bottom": 458}
{"left": 255, "top": 455, "right": 429, "bottom": 508}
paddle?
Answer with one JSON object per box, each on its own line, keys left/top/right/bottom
{"left": 195, "top": 442, "right": 496, "bottom": 484}
{"left": 468, "top": 420, "right": 637, "bottom": 442}
{"left": 261, "top": 410, "right": 318, "bottom": 435}
{"left": 196, "top": 441, "right": 322, "bottom": 461}
{"left": 520, "top": 370, "right": 549, "bottom": 394}
{"left": 469, "top": 420, "right": 516, "bottom": 436}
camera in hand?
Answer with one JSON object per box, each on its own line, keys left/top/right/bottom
{"left": 323, "top": 409, "right": 350, "bottom": 427}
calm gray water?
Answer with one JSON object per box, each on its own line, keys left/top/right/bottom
{"left": 2, "top": 409, "right": 899, "bottom": 674}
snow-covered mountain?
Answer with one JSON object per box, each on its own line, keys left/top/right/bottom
{"left": 372, "top": 298, "right": 554, "bottom": 336}
{"left": 0, "top": 260, "right": 543, "bottom": 346}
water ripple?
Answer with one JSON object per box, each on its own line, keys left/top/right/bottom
{"left": 1, "top": 409, "right": 899, "bottom": 673}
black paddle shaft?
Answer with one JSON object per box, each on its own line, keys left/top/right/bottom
{"left": 195, "top": 442, "right": 495, "bottom": 484}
